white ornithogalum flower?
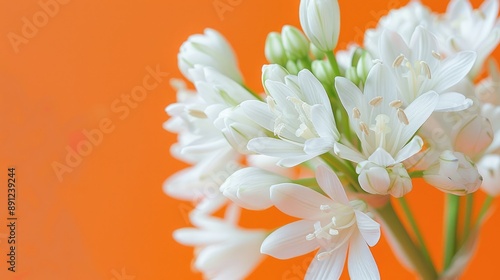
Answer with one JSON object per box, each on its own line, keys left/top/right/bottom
{"left": 477, "top": 154, "right": 500, "bottom": 196}
{"left": 242, "top": 68, "right": 340, "bottom": 167}
{"left": 481, "top": 103, "right": 500, "bottom": 154}
{"left": 261, "top": 165, "right": 381, "bottom": 280}
{"left": 178, "top": 28, "right": 243, "bottom": 83}
{"left": 220, "top": 167, "right": 290, "bottom": 210}
{"left": 364, "top": 1, "right": 434, "bottom": 58}
{"left": 379, "top": 26, "right": 476, "bottom": 112}
{"left": 476, "top": 60, "right": 500, "bottom": 105}
{"left": 173, "top": 205, "right": 266, "bottom": 280}
{"left": 299, "top": 0, "right": 341, "bottom": 52}
{"left": 335, "top": 63, "right": 439, "bottom": 196}
{"left": 433, "top": 0, "right": 500, "bottom": 77}
{"left": 423, "top": 150, "right": 482, "bottom": 195}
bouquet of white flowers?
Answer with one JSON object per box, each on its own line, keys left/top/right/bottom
{"left": 164, "top": 0, "right": 500, "bottom": 279}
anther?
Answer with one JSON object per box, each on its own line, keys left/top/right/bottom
{"left": 397, "top": 109, "right": 409, "bottom": 125}
{"left": 389, "top": 100, "right": 403, "bottom": 108}
{"left": 353, "top": 107, "right": 361, "bottom": 119}
{"left": 431, "top": 50, "right": 442, "bottom": 60}
{"left": 420, "top": 61, "right": 432, "bottom": 79}
{"left": 187, "top": 109, "right": 207, "bottom": 118}
{"left": 392, "top": 54, "right": 405, "bottom": 68}
{"left": 369, "top": 96, "right": 383, "bottom": 106}
{"left": 359, "top": 121, "right": 370, "bottom": 136}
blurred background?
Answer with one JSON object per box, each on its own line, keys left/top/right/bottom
{"left": 0, "top": 0, "right": 498, "bottom": 279}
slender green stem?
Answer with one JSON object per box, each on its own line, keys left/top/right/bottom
{"left": 409, "top": 170, "right": 424, "bottom": 178}
{"left": 443, "top": 194, "right": 460, "bottom": 270}
{"left": 376, "top": 202, "right": 438, "bottom": 280}
{"left": 325, "top": 51, "right": 341, "bottom": 77}
{"left": 463, "top": 194, "right": 473, "bottom": 242}
{"left": 398, "top": 197, "right": 433, "bottom": 266}
{"left": 476, "top": 195, "right": 494, "bottom": 226}
{"left": 320, "top": 153, "right": 360, "bottom": 192}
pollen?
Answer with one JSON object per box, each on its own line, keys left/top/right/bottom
{"left": 389, "top": 100, "right": 403, "bottom": 108}
{"left": 353, "top": 107, "right": 361, "bottom": 119}
{"left": 432, "top": 50, "right": 442, "bottom": 60}
{"left": 420, "top": 61, "right": 432, "bottom": 79}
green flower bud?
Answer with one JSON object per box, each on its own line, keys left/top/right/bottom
{"left": 281, "top": 25, "right": 310, "bottom": 60}
{"left": 265, "top": 32, "right": 288, "bottom": 66}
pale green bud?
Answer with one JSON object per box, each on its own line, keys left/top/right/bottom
{"left": 356, "top": 51, "right": 373, "bottom": 83}
{"left": 286, "top": 60, "right": 300, "bottom": 75}
{"left": 311, "top": 60, "right": 334, "bottom": 87}
{"left": 281, "top": 25, "right": 310, "bottom": 60}
{"left": 299, "top": 0, "right": 341, "bottom": 52}
{"left": 345, "top": 66, "right": 360, "bottom": 85}
{"left": 262, "top": 64, "right": 289, "bottom": 93}
{"left": 265, "top": 32, "right": 288, "bottom": 66}
{"left": 310, "top": 43, "right": 325, "bottom": 60}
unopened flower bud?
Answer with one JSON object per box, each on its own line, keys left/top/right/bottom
{"left": 265, "top": 32, "right": 288, "bottom": 66}
{"left": 453, "top": 114, "right": 493, "bottom": 157}
{"left": 178, "top": 28, "right": 243, "bottom": 83}
{"left": 424, "top": 150, "right": 482, "bottom": 195}
{"left": 357, "top": 161, "right": 391, "bottom": 195}
{"left": 356, "top": 51, "right": 374, "bottom": 83}
{"left": 310, "top": 43, "right": 325, "bottom": 59}
{"left": 262, "top": 64, "right": 289, "bottom": 93}
{"left": 311, "top": 60, "right": 334, "bottom": 87}
{"left": 477, "top": 154, "right": 500, "bottom": 197}
{"left": 345, "top": 66, "right": 360, "bottom": 85}
{"left": 285, "top": 60, "right": 300, "bottom": 75}
{"left": 281, "top": 25, "right": 310, "bottom": 61}
{"left": 220, "top": 167, "right": 290, "bottom": 210}
{"left": 299, "top": 0, "right": 341, "bottom": 52}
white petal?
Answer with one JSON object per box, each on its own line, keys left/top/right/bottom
{"left": 409, "top": 26, "right": 438, "bottom": 67}
{"left": 298, "top": 69, "right": 331, "bottom": 108}
{"left": 270, "top": 183, "right": 331, "bottom": 220}
{"left": 334, "top": 142, "right": 366, "bottom": 163}
{"left": 316, "top": 164, "right": 349, "bottom": 204}
{"left": 173, "top": 228, "right": 227, "bottom": 246}
{"left": 368, "top": 148, "right": 396, "bottom": 167}
{"left": 395, "top": 136, "right": 424, "bottom": 163}
{"left": 358, "top": 166, "right": 391, "bottom": 195}
{"left": 431, "top": 51, "right": 476, "bottom": 93}
{"left": 364, "top": 63, "right": 397, "bottom": 102}
{"left": 240, "top": 100, "right": 275, "bottom": 131}
{"left": 434, "top": 92, "right": 473, "bottom": 112}
{"left": 247, "top": 137, "right": 303, "bottom": 157}
{"left": 260, "top": 220, "right": 318, "bottom": 259}
{"left": 354, "top": 211, "right": 381, "bottom": 247}
{"left": 305, "top": 245, "right": 348, "bottom": 280}
{"left": 348, "top": 233, "right": 380, "bottom": 280}
{"left": 304, "top": 137, "right": 335, "bottom": 156}
{"left": 335, "top": 77, "right": 363, "bottom": 115}
{"left": 278, "top": 154, "right": 318, "bottom": 167}
{"left": 379, "top": 30, "right": 410, "bottom": 68}
{"left": 311, "top": 104, "right": 339, "bottom": 140}
{"left": 400, "top": 91, "right": 439, "bottom": 145}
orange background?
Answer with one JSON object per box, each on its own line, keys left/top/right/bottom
{"left": 0, "top": 0, "right": 498, "bottom": 279}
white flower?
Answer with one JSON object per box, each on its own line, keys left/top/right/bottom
{"left": 433, "top": 0, "right": 500, "bottom": 77}
{"left": 173, "top": 206, "right": 266, "bottom": 280}
{"left": 242, "top": 69, "right": 340, "bottom": 167}
{"left": 261, "top": 165, "right": 380, "bottom": 280}
{"left": 220, "top": 167, "right": 290, "bottom": 210}
{"left": 476, "top": 60, "right": 500, "bottom": 105}
{"left": 178, "top": 28, "right": 243, "bottom": 83}
{"left": 299, "top": 0, "right": 341, "bottom": 52}
{"left": 334, "top": 63, "right": 439, "bottom": 196}
{"left": 364, "top": 1, "right": 434, "bottom": 58}
{"left": 379, "top": 26, "right": 476, "bottom": 112}
{"left": 477, "top": 154, "right": 500, "bottom": 196}
{"left": 423, "top": 150, "right": 482, "bottom": 195}
{"left": 481, "top": 103, "right": 500, "bottom": 153}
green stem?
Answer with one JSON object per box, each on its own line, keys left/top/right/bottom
{"left": 462, "top": 194, "right": 473, "bottom": 243}
{"left": 320, "top": 153, "right": 360, "bottom": 192}
{"left": 376, "top": 202, "right": 438, "bottom": 280}
{"left": 325, "top": 51, "right": 341, "bottom": 77}
{"left": 293, "top": 178, "right": 318, "bottom": 187}
{"left": 409, "top": 170, "right": 424, "bottom": 178}
{"left": 398, "top": 197, "right": 433, "bottom": 266}
{"left": 443, "top": 194, "right": 460, "bottom": 270}
{"left": 476, "top": 195, "right": 494, "bottom": 226}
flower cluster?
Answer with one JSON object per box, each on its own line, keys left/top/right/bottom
{"left": 165, "top": 0, "right": 500, "bottom": 279}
